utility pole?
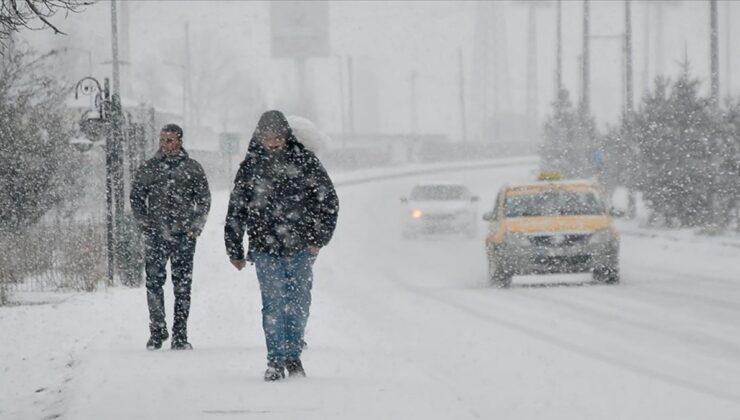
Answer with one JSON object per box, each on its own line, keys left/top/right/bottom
{"left": 337, "top": 55, "right": 347, "bottom": 134}
{"left": 458, "top": 48, "right": 467, "bottom": 142}
{"left": 526, "top": 3, "right": 538, "bottom": 142}
{"left": 110, "top": 0, "right": 126, "bottom": 283}
{"left": 725, "top": 0, "right": 732, "bottom": 97}
{"left": 409, "top": 70, "right": 418, "bottom": 135}
{"left": 101, "top": 79, "right": 115, "bottom": 285}
{"left": 625, "top": 0, "right": 636, "bottom": 219}
{"left": 581, "top": 0, "right": 590, "bottom": 115}
{"left": 110, "top": 0, "right": 121, "bottom": 96}
{"left": 710, "top": 0, "right": 719, "bottom": 109}
{"left": 625, "top": 0, "right": 633, "bottom": 113}
{"left": 656, "top": 2, "right": 665, "bottom": 77}
{"left": 556, "top": 0, "right": 563, "bottom": 95}
{"left": 120, "top": 0, "right": 131, "bottom": 98}
{"left": 642, "top": 2, "right": 650, "bottom": 92}
{"left": 347, "top": 55, "right": 355, "bottom": 134}
{"left": 492, "top": 4, "right": 511, "bottom": 139}
{"left": 183, "top": 21, "right": 193, "bottom": 130}
{"left": 577, "top": 54, "right": 583, "bottom": 109}
{"left": 709, "top": 0, "right": 720, "bottom": 226}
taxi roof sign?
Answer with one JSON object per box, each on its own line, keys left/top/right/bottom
{"left": 537, "top": 171, "right": 562, "bottom": 181}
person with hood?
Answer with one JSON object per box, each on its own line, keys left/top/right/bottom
{"left": 224, "top": 110, "right": 339, "bottom": 381}
{"left": 130, "top": 123, "right": 211, "bottom": 351}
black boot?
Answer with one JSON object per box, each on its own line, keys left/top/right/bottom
{"left": 146, "top": 329, "right": 169, "bottom": 351}
{"left": 286, "top": 359, "right": 306, "bottom": 378}
{"left": 264, "top": 366, "right": 285, "bottom": 381}
{"left": 171, "top": 336, "right": 193, "bottom": 350}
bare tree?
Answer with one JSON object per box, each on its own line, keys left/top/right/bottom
{"left": 0, "top": 0, "right": 91, "bottom": 50}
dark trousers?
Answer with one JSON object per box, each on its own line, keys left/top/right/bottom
{"left": 144, "top": 233, "right": 196, "bottom": 341}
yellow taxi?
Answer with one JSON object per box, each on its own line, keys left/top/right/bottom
{"left": 483, "top": 174, "right": 620, "bottom": 288}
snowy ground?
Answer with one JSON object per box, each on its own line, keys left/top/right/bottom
{"left": 2, "top": 160, "right": 740, "bottom": 420}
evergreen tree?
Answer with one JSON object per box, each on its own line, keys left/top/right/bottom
{"left": 632, "top": 69, "right": 718, "bottom": 227}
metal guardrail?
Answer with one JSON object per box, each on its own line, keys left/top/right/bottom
{"left": 334, "top": 156, "right": 540, "bottom": 187}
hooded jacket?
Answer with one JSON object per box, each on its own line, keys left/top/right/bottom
{"left": 224, "top": 113, "right": 339, "bottom": 261}
{"left": 130, "top": 149, "right": 211, "bottom": 239}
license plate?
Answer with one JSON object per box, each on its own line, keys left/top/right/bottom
{"left": 536, "top": 247, "right": 564, "bottom": 257}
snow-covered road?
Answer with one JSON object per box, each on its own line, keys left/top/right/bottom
{"left": 3, "top": 162, "right": 740, "bottom": 419}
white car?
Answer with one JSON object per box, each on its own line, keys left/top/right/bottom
{"left": 401, "top": 184, "right": 479, "bottom": 238}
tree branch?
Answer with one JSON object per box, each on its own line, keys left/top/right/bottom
{"left": 24, "top": 0, "right": 65, "bottom": 35}
{"left": 1, "top": 0, "right": 92, "bottom": 51}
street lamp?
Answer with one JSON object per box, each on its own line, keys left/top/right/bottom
{"left": 73, "top": 76, "right": 117, "bottom": 286}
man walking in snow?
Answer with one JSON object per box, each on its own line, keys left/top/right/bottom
{"left": 224, "top": 110, "right": 338, "bottom": 381}
{"left": 130, "top": 123, "right": 211, "bottom": 351}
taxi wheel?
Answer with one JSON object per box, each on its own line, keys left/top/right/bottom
{"left": 488, "top": 253, "right": 513, "bottom": 288}
{"left": 494, "top": 272, "right": 513, "bottom": 288}
{"left": 593, "top": 267, "right": 620, "bottom": 284}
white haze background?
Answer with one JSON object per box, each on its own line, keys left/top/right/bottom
{"left": 2, "top": 1, "right": 740, "bottom": 419}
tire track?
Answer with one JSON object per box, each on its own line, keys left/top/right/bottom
{"left": 511, "top": 286, "right": 740, "bottom": 361}
{"left": 386, "top": 272, "right": 740, "bottom": 405}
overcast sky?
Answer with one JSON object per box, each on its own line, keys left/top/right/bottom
{"left": 17, "top": 0, "right": 738, "bottom": 139}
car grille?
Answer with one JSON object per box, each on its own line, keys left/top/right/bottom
{"left": 534, "top": 255, "right": 591, "bottom": 266}
{"left": 529, "top": 234, "right": 591, "bottom": 247}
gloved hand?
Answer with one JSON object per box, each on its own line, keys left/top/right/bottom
{"left": 230, "top": 259, "right": 247, "bottom": 271}
{"left": 187, "top": 227, "right": 202, "bottom": 239}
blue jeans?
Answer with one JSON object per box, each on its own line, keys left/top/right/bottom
{"left": 253, "top": 250, "right": 315, "bottom": 367}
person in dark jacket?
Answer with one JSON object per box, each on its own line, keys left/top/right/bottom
{"left": 130, "top": 123, "right": 211, "bottom": 351}
{"left": 225, "top": 110, "right": 338, "bottom": 381}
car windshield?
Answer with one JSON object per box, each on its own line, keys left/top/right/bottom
{"left": 410, "top": 185, "right": 467, "bottom": 201}
{"left": 504, "top": 190, "right": 605, "bottom": 217}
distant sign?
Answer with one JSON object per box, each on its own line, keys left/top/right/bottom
{"left": 270, "top": 1, "right": 330, "bottom": 58}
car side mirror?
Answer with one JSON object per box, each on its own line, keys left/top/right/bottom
{"left": 482, "top": 211, "right": 495, "bottom": 222}
{"left": 471, "top": 196, "right": 480, "bottom": 202}
{"left": 609, "top": 207, "right": 625, "bottom": 218}
{"left": 400, "top": 197, "right": 408, "bottom": 203}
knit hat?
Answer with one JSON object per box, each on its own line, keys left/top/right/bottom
{"left": 254, "top": 110, "right": 291, "bottom": 140}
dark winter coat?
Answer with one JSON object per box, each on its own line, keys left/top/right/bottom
{"left": 224, "top": 135, "right": 339, "bottom": 261}
{"left": 130, "top": 149, "right": 211, "bottom": 238}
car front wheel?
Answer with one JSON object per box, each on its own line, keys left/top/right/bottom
{"left": 593, "top": 263, "right": 619, "bottom": 284}
{"left": 488, "top": 250, "right": 513, "bottom": 288}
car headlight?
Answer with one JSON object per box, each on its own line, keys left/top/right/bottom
{"left": 411, "top": 209, "right": 423, "bottom": 219}
{"left": 589, "top": 229, "right": 612, "bottom": 244}
{"left": 505, "top": 232, "right": 530, "bottom": 247}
